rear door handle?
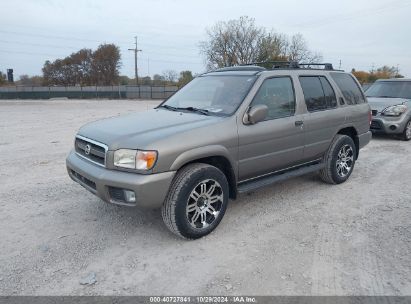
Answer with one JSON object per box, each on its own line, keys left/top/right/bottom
{"left": 295, "top": 120, "right": 304, "bottom": 127}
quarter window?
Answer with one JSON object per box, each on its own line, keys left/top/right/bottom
{"left": 250, "top": 77, "right": 295, "bottom": 120}
{"left": 320, "top": 77, "right": 338, "bottom": 108}
{"left": 299, "top": 76, "right": 337, "bottom": 112}
{"left": 330, "top": 72, "right": 365, "bottom": 104}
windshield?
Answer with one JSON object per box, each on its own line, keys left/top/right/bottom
{"left": 366, "top": 81, "right": 411, "bottom": 99}
{"left": 160, "top": 75, "right": 257, "bottom": 115}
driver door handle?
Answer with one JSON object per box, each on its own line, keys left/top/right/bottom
{"left": 295, "top": 120, "right": 304, "bottom": 127}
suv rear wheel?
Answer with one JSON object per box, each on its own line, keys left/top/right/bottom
{"left": 162, "top": 163, "right": 229, "bottom": 239}
{"left": 319, "top": 134, "right": 357, "bottom": 184}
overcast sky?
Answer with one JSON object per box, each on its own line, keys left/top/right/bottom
{"left": 1, "top": 0, "right": 410, "bottom": 79}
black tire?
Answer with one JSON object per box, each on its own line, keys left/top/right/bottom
{"left": 161, "top": 163, "right": 229, "bottom": 239}
{"left": 401, "top": 120, "right": 411, "bottom": 141}
{"left": 319, "top": 134, "right": 357, "bottom": 184}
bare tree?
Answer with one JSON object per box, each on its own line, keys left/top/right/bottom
{"left": 200, "top": 16, "right": 264, "bottom": 69}
{"left": 200, "top": 17, "right": 322, "bottom": 69}
{"left": 256, "top": 32, "right": 289, "bottom": 63}
{"left": 162, "top": 70, "right": 178, "bottom": 83}
{"left": 17, "top": 75, "right": 44, "bottom": 86}
{"left": 286, "top": 34, "right": 322, "bottom": 63}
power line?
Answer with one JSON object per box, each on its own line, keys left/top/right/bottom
{"left": 291, "top": 0, "right": 410, "bottom": 29}
{"left": 0, "top": 49, "right": 203, "bottom": 65}
{"left": 0, "top": 39, "right": 201, "bottom": 59}
{"left": 0, "top": 29, "right": 199, "bottom": 52}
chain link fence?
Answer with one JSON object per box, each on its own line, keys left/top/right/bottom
{"left": 0, "top": 85, "right": 179, "bottom": 99}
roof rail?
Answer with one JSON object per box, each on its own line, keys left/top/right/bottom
{"left": 241, "top": 61, "right": 335, "bottom": 70}
{"left": 298, "top": 63, "right": 334, "bottom": 70}
{"left": 213, "top": 66, "right": 266, "bottom": 72}
{"left": 211, "top": 61, "right": 337, "bottom": 74}
{"left": 240, "top": 61, "right": 298, "bottom": 69}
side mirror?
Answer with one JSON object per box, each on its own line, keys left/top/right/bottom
{"left": 244, "top": 104, "right": 268, "bottom": 125}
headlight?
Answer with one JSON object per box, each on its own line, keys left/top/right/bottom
{"left": 113, "top": 149, "right": 157, "bottom": 170}
{"left": 382, "top": 104, "right": 407, "bottom": 116}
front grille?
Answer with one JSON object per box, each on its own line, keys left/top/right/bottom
{"left": 70, "top": 169, "right": 96, "bottom": 190}
{"left": 370, "top": 120, "right": 382, "bottom": 130}
{"left": 75, "top": 136, "right": 107, "bottom": 166}
{"left": 108, "top": 187, "right": 126, "bottom": 202}
{"left": 372, "top": 110, "right": 378, "bottom": 116}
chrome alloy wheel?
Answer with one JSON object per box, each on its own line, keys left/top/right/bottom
{"left": 336, "top": 144, "right": 354, "bottom": 178}
{"left": 186, "top": 179, "right": 223, "bottom": 229}
{"left": 406, "top": 121, "right": 411, "bottom": 140}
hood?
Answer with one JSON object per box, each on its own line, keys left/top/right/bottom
{"left": 78, "top": 108, "right": 223, "bottom": 150}
{"left": 367, "top": 97, "right": 410, "bottom": 112}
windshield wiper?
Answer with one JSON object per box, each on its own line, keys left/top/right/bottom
{"left": 157, "top": 105, "right": 210, "bottom": 115}
{"left": 157, "top": 104, "right": 179, "bottom": 111}
{"left": 177, "top": 107, "right": 210, "bottom": 116}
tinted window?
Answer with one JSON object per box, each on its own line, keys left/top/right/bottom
{"left": 331, "top": 72, "right": 365, "bottom": 104}
{"left": 251, "top": 77, "right": 295, "bottom": 120}
{"left": 320, "top": 77, "right": 337, "bottom": 108}
{"left": 299, "top": 76, "right": 327, "bottom": 111}
{"left": 365, "top": 81, "right": 411, "bottom": 99}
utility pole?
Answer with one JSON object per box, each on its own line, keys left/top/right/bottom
{"left": 338, "top": 59, "right": 342, "bottom": 70}
{"left": 147, "top": 57, "right": 150, "bottom": 77}
{"left": 128, "top": 36, "right": 142, "bottom": 85}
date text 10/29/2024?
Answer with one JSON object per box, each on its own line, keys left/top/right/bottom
{"left": 149, "top": 296, "right": 257, "bottom": 303}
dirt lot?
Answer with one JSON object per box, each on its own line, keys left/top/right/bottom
{"left": 0, "top": 99, "right": 410, "bottom": 296}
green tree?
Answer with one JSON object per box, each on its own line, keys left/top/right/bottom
{"left": 178, "top": 70, "right": 194, "bottom": 87}
{"left": 0, "top": 71, "right": 6, "bottom": 86}
{"left": 153, "top": 74, "right": 165, "bottom": 86}
{"left": 119, "top": 75, "right": 131, "bottom": 85}
{"left": 140, "top": 76, "right": 152, "bottom": 85}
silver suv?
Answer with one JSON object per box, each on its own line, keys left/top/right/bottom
{"left": 366, "top": 79, "right": 411, "bottom": 140}
{"left": 66, "top": 62, "right": 371, "bottom": 239}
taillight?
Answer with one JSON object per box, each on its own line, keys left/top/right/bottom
{"left": 368, "top": 110, "right": 372, "bottom": 126}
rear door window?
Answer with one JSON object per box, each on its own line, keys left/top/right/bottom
{"left": 330, "top": 72, "right": 365, "bottom": 104}
{"left": 299, "top": 76, "right": 337, "bottom": 112}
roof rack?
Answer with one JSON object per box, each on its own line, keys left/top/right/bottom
{"left": 211, "top": 61, "right": 338, "bottom": 74}
{"left": 240, "top": 61, "right": 335, "bottom": 71}
{"left": 213, "top": 66, "right": 266, "bottom": 72}
{"left": 298, "top": 63, "right": 334, "bottom": 70}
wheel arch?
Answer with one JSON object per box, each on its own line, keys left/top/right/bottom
{"left": 337, "top": 126, "right": 359, "bottom": 159}
{"left": 170, "top": 146, "right": 238, "bottom": 200}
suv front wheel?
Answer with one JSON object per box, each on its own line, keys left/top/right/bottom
{"left": 402, "top": 120, "right": 411, "bottom": 141}
{"left": 162, "top": 163, "right": 229, "bottom": 239}
{"left": 319, "top": 134, "right": 357, "bottom": 184}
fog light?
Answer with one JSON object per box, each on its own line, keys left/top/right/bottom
{"left": 390, "top": 125, "right": 397, "bottom": 130}
{"left": 124, "top": 190, "right": 136, "bottom": 203}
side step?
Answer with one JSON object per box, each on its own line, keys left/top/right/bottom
{"left": 237, "top": 162, "right": 325, "bottom": 193}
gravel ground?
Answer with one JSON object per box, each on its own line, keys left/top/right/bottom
{"left": 0, "top": 99, "right": 410, "bottom": 296}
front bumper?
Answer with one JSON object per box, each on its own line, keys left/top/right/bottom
{"left": 370, "top": 114, "right": 409, "bottom": 134}
{"left": 66, "top": 150, "right": 175, "bottom": 208}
